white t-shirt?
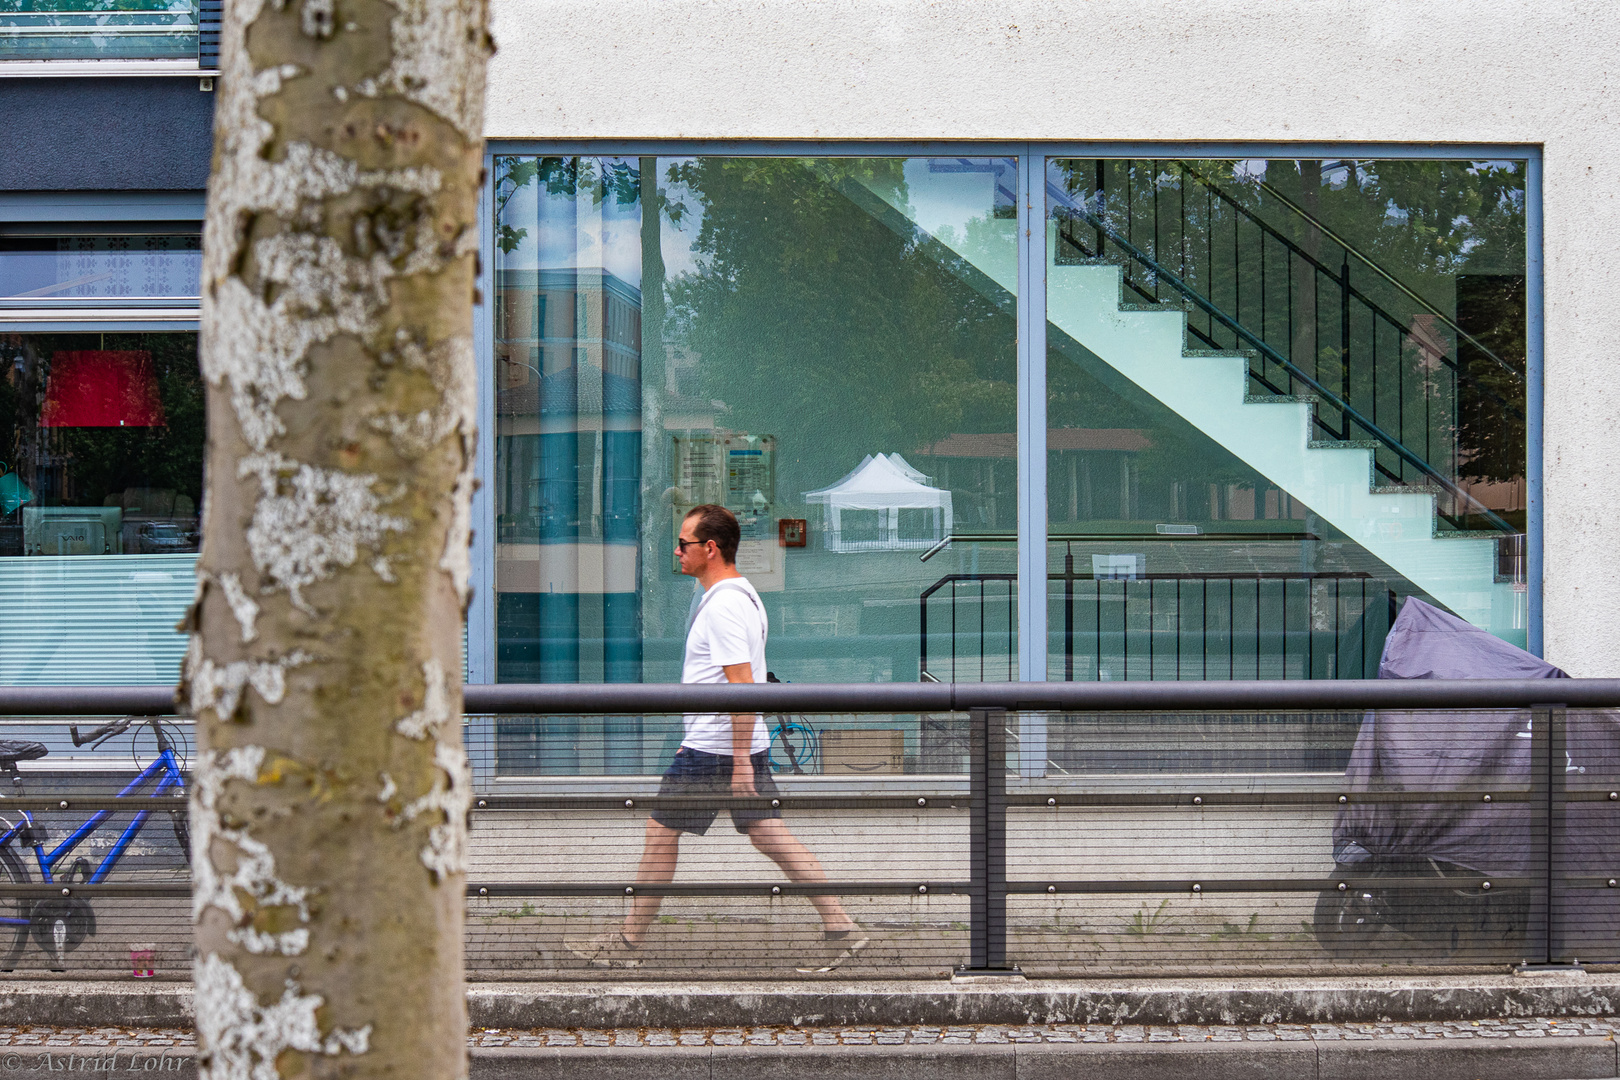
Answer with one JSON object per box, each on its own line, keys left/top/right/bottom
{"left": 680, "top": 577, "right": 769, "bottom": 755}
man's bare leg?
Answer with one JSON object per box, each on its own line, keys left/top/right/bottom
{"left": 622, "top": 818, "right": 681, "bottom": 945}
{"left": 746, "top": 818, "right": 856, "bottom": 933}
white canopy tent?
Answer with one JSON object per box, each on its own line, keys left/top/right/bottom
{"left": 803, "top": 454, "right": 953, "bottom": 553}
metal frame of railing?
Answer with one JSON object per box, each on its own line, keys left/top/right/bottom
{"left": 3, "top": 681, "right": 1617, "bottom": 975}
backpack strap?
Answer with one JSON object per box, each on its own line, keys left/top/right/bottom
{"left": 688, "top": 579, "right": 766, "bottom": 643}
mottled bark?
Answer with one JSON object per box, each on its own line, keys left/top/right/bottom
{"left": 183, "top": 0, "right": 490, "bottom": 1076}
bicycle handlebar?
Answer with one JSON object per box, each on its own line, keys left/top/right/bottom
{"left": 69, "top": 718, "right": 132, "bottom": 748}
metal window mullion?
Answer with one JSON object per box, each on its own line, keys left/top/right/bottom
{"left": 1526, "top": 154, "right": 1544, "bottom": 657}
{"left": 1016, "top": 152, "right": 1049, "bottom": 780}
{"left": 466, "top": 151, "right": 497, "bottom": 688}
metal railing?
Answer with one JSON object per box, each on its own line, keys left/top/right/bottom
{"left": 1050, "top": 160, "right": 1524, "bottom": 533}
{"left": 2, "top": 680, "right": 1617, "bottom": 979}
{"left": 921, "top": 566, "right": 1394, "bottom": 684}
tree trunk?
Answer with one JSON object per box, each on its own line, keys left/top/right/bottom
{"left": 184, "top": 0, "right": 490, "bottom": 1075}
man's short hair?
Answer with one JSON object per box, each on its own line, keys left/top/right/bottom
{"left": 684, "top": 504, "right": 740, "bottom": 564}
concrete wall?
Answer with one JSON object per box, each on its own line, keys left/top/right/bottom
{"left": 0, "top": 78, "right": 214, "bottom": 191}
{"left": 484, "top": 0, "right": 1620, "bottom": 675}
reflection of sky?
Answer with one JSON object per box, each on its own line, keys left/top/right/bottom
{"left": 908, "top": 158, "right": 1014, "bottom": 235}
{"left": 495, "top": 156, "right": 1021, "bottom": 291}
{"left": 494, "top": 157, "right": 643, "bottom": 289}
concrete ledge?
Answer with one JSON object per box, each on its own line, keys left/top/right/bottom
{"left": 0, "top": 1035, "right": 1614, "bottom": 1080}
{"left": 468, "top": 974, "right": 1620, "bottom": 1029}
{"left": 3, "top": 974, "right": 1619, "bottom": 1030}
{"left": 463, "top": 1038, "right": 1620, "bottom": 1080}
{"left": 0, "top": 980, "right": 191, "bottom": 1029}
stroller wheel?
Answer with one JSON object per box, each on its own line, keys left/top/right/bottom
{"left": 1314, "top": 887, "right": 1381, "bottom": 959}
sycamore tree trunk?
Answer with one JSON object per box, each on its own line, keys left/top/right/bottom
{"left": 183, "top": 0, "right": 490, "bottom": 1075}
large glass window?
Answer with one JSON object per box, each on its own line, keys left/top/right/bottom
{"left": 0, "top": 331, "right": 202, "bottom": 683}
{"left": 484, "top": 148, "right": 1536, "bottom": 716}
{"left": 1042, "top": 158, "right": 1528, "bottom": 679}
{"left": 0, "top": 0, "right": 198, "bottom": 60}
{"left": 490, "top": 155, "right": 1020, "bottom": 766}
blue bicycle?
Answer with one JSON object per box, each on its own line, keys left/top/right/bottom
{"left": 0, "top": 716, "right": 189, "bottom": 970}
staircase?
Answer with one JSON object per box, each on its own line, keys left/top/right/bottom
{"left": 840, "top": 162, "right": 1524, "bottom": 638}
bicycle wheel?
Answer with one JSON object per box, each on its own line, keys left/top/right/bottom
{"left": 769, "top": 720, "right": 818, "bottom": 774}
{"left": 0, "top": 846, "right": 31, "bottom": 972}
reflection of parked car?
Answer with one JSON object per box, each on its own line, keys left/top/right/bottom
{"left": 137, "top": 522, "right": 193, "bottom": 553}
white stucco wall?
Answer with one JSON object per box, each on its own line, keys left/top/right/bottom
{"left": 486, "top": 0, "right": 1620, "bottom": 675}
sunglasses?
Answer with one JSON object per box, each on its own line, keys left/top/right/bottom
{"left": 676, "top": 537, "right": 710, "bottom": 552}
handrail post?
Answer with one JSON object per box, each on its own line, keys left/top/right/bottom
{"left": 1339, "top": 254, "right": 1352, "bottom": 443}
{"left": 1548, "top": 704, "right": 1569, "bottom": 963}
{"left": 1527, "top": 703, "right": 1554, "bottom": 964}
{"left": 966, "top": 706, "right": 1009, "bottom": 971}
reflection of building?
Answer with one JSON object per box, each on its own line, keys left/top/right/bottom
{"left": 494, "top": 268, "right": 642, "bottom": 685}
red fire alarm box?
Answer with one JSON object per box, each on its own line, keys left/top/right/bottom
{"left": 779, "top": 518, "right": 807, "bottom": 547}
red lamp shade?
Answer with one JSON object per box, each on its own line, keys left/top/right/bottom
{"left": 39, "top": 351, "right": 166, "bottom": 428}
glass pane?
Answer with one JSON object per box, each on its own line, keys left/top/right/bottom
{"left": 0, "top": 331, "right": 202, "bottom": 683}
{"left": 491, "top": 155, "right": 1019, "bottom": 751}
{"left": 0, "top": 0, "right": 199, "bottom": 60}
{"left": 0, "top": 232, "right": 202, "bottom": 301}
{"left": 1044, "top": 158, "right": 1529, "bottom": 679}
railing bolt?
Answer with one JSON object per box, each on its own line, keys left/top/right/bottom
{"left": 1481, "top": 881, "right": 1492, "bottom": 891}
{"left": 917, "top": 798, "right": 927, "bottom": 808}
{"left": 918, "top": 885, "right": 928, "bottom": 894}
{"left": 771, "top": 886, "right": 781, "bottom": 896}
{"left": 476, "top": 799, "right": 487, "bottom": 809}
{"left": 624, "top": 799, "right": 634, "bottom": 809}
{"left": 1610, "top": 792, "right": 1618, "bottom": 801}
{"left": 1338, "top": 882, "right": 1348, "bottom": 892}
{"left": 1609, "top": 879, "right": 1617, "bottom": 889}
{"left": 1338, "top": 795, "right": 1349, "bottom": 804}
{"left": 1192, "top": 796, "right": 1203, "bottom": 806}
{"left": 60, "top": 887, "right": 69, "bottom": 896}
{"left": 478, "top": 887, "right": 488, "bottom": 897}
{"left": 771, "top": 799, "right": 781, "bottom": 809}
{"left": 58, "top": 801, "right": 67, "bottom": 809}
{"left": 625, "top": 887, "right": 634, "bottom": 895}
{"left": 1482, "top": 794, "right": 1492, "bottom": 803}
{"left": 1047, "top": 885, "right": 1057, "bottom": 894}
{"left": 1191, "top": 883, "right": 1202, "bottom": 894}
{"left": 1047, "top": 798, "right": 1057, "bottom": 807}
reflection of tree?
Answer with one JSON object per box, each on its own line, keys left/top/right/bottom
{"left": 663, "top": 158, "right": 1015, "bottom": 501}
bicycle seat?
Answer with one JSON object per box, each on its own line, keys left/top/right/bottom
{"left": 0, "top": 740, "right": 47, "bottom": 764}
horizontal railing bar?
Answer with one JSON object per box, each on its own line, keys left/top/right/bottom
{"left": 468, "top": 882, "right": 971, "bottom": 898}
{"left": 0, "top": 883, "right": 188, "bottom": 898}
{"left": 1008, "top": 876, "right": 1534, "bottom": 894}
{"left": 471, "top": 795, "right": 966, "bottom": 811}
{"left": 465, "top": 681, "right": 1616, "bottom": 713}
{"left": 1009, "top": 791, "right": 1530, "bottom": 807}
{"left": 0, "top": 797, "right": 188, "bottom": 811}
{"left": 2, "top": 680, "right": 1618, "bottom": 715}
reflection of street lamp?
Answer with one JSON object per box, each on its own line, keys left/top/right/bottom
{"left": 500, "top": 354, "right": 545, "bottom": 384}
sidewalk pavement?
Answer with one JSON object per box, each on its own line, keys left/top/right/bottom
{"left": 3, "top": 1018, "right": 1620, "bottom": 1079}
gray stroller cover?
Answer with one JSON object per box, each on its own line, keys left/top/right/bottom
{"left": 1333, "top": 598, "right": 1619, "bottom": 954}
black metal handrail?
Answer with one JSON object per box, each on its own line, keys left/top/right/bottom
{"left": 1175, "top": 161, "right": 1525, "bottom": 387}
{"left": 1053, "top": 202, "right": 1517, "bottom": 536}
{"left": 7, "top": 680, "right": 1620, "bottom": 716}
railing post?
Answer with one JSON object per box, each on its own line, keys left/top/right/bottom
{"left": 967, "top": 707, "right": 1008, "bottom": 971}
{"left": 1526, "top": 704, "right": 1554, "bottom": 964}
{"left": 1339, "top": 254, "right": 1352, "bottom": 442}
{"left": 1548, "top": 704, "right": 1570, "bottom": 962}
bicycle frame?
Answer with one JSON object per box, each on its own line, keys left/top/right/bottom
{"left": 0, "top": 746, "right": 186, "bottom": 887}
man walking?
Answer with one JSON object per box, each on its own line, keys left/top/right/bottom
{"left": 566, "top": 504, "right": 866, "bottom": 971}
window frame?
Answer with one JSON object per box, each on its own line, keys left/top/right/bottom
{"left": 469, "top": 141, "right": 1546, "bottom": 685}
